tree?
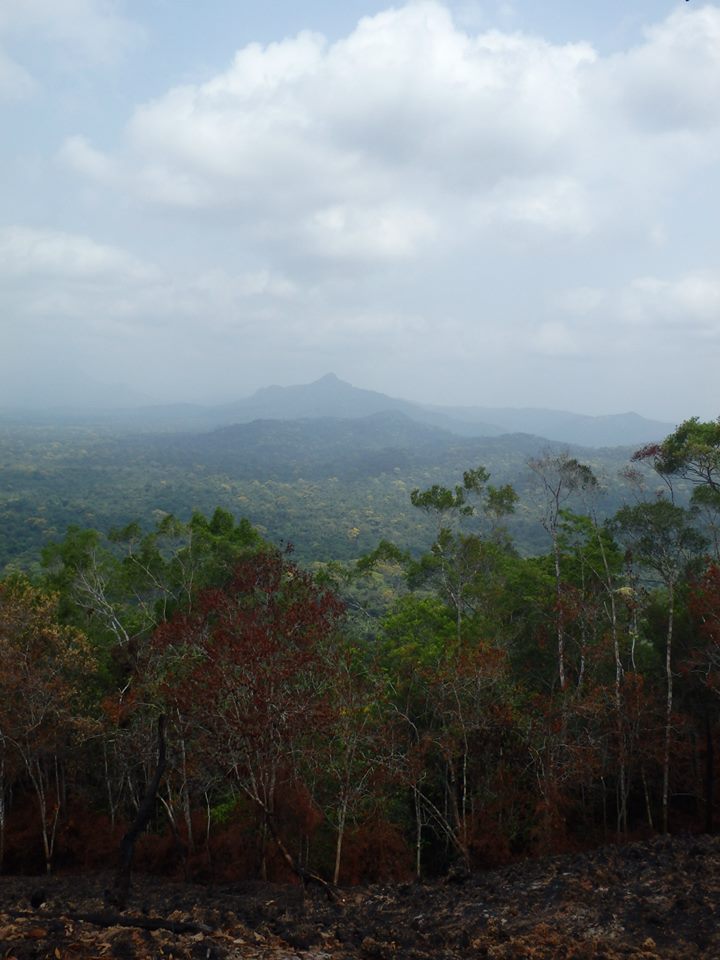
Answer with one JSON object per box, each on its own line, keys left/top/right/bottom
{"left": 634, "top": 418, "right": 720, "bottom": 560}
{"left": 634, "top": 417, "right": 720, "bottom": 494}
{"left": 528, "top": 454, "right": 597, "bottom": 691}
{"left": 614, "top": 500, "right": 706, "bottom": 832}
{"left": 379, "top": 586, "right": 515, "bottom": 873}
{"left": 316, "top": 654, "right": 387, "bottom": 884}
{"left": 689, "top": 564, "right": 720, "bottom": 696}
{"left": 678, "top": 563, "right": 720, "bottom": 832}
{"left": 0, "top": 577, "right": 96, "bottom": 873}
{"left": 151, "top": 549, "right": 345, "bottom": 888}
{"left": 409, "top": 467, "right": 517, "bottom": 645}
{"left": 43, "top": 509, "right": 264, "bottom": 638}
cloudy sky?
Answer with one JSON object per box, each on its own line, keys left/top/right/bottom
{"left": 1, "top": 0, "right": 719, "bottom": 419}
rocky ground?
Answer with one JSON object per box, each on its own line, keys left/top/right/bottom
{"left": 1, "top": 834, "right": 718, "bottom": 959}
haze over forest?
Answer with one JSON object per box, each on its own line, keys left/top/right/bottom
{"left": 2, "top": 0, "right": 720, "bottom": 421}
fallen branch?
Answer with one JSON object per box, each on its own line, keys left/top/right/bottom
{"left": 265, "top": 808, "right": 339, "bottom": 903}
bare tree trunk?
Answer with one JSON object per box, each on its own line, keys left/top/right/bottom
{"left": 106, "top": 716, "right": 166, "bottom": 910}
{"left": 179, "top": 728, "right": 194, "bottom": 853}
{"left": 414, "top": 787, "right": 423, "bottom": 879}
{"left": 662, "top": 584, "right": 674, "bottom": 834}
{"left": 706, "top": 714, "right": 715, "bottom": 835}
{"left": 642, "top": 766, "right": 654, "bottom": 830}
{"left": 333, "top": 794, "right": 348, "bottom": 886}
{"left": 28, "top": 757, "right": 60, "bottom": 875}
{"left": 603, "top": 572, "right": 627, "bottom": 835}
{"left": 247, "top": 790, "right": 337, "bottom": 900}
{"left": 103, "top": 739, "right": 118, "bottom": 831}
{"left": 0, "top": 751, "right": 5, "bottom": 874}
{"left": 203, "top": 790, "right": 213, "bottom": 880}
{"left": 158, "top": 789, "right": 189, "bottom": 878}
{"left": 446, "top": 758, "right": 470, "bottom": 870}
{"left": 552, "top": 534, "right": 566, "bottom": 691}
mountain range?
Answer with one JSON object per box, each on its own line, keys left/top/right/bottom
{"left": 1, "top": 373, "right": 675, "bottom": 448}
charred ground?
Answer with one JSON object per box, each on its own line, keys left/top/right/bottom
{"left": 1, "top": 834, "right": 718, "bottom": 959}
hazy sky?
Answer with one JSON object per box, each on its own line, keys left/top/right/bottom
{"left": 1, "top": 0, "right": 719, "bottom": 419}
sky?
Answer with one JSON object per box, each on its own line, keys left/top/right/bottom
{"left": 1, "top": 0, "right": 719, "bottom": 420}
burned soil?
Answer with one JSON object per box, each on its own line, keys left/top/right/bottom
{"left": 1, "top": 834, "right": 718, "bottom": 959}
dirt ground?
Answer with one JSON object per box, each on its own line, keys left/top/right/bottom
{"left": 1, "top": 834, "right": 718, "bottom": 959}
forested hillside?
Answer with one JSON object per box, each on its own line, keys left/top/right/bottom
{"left": 1, "top": 416, "right": 719, "bottom": 897}
{"left": 0, "top": 414, "right": 653, "bottom": 574}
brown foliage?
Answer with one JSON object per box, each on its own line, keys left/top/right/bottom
{"left": 335, "top": 818, "right": 412, "bottom": 885}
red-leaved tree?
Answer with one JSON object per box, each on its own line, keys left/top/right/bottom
{"left": 151, "top": 549, "right": 345, "bottom": 886}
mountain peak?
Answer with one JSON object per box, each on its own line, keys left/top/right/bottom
{"left": 214, "top": 376, "right": 673, "bottom": 448}
{"left": 308, "top": 372, "right": 353, "bottom": 391}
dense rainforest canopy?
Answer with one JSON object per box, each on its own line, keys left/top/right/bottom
{"left": 1, "top": 417, "right": 720, "bottom": 886}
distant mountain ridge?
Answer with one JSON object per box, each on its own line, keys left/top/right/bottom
{"left": 425, "top": 403, "right": 674, "bottom": 448}
{"left": 0, "top": 372, "right": 676, "bottom": 448}
{"left": 149, "top": 411, "right": 577, "bottom": 486}
{"left": 212, "top": 373, "right": 675, "bottom": 448}
{"left": 216, "top": 373, "right": 502, "bottom": 437}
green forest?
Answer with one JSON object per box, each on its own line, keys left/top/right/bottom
{"left": 1, "top": 415, "right": 720, "bottom": 889}
{"left": 0, "top": 412, "right": 652, "bottom": 574}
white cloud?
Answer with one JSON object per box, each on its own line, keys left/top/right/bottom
{"left": 532, "top": 320, "right": 581, "bottom": 357}
{"left": 0, "top": 0, "right": 142, "bottom": 66}
{"left": 58, "top": 136, "right": 117, "bottom": 183}
{"left": 67, "top": 1, "right": 601, "bottom": 260}
{"left": 0, "top": 226, "right": 299, "bottom": 343}
{"left": 0, "top": 226, "right": 153, "bottom": 281}
{"left": 553, "top": 272, "right": 720, "bottom": 356}
{"left": 304, "top": 203, "right": 436, "bottom": 259}
{"left": 481, "top": 176, "right": 592, "bottom": 234}
{"left": 620, "top": 274, "right": 720, "bottom": 334}
{"left": 5, "top": 2, "right": 719, "bottom": 417}
{"left": 0, "top": 0, "right": 142, "bottom": 104}
{"left": 555, "top": 287, "right": 604, "bottom": 315}
{"left": 62, "top": 2, "right": 720, "bottom": 268}
{"left": 604, "top": 6, "right": 720, "bottom": 135}
{"left": 0, "top": 49, "right": 35, "bottom": 100}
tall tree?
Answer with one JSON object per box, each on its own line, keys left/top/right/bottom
{"left": 410, "top": 467, "right": 517, "bottom": 644}
{"left": 634, "top": 417, "right": 720, "bottom": 559}
{"left": 528, "top": 455, "right": 597, "bottom": 691}
{"left": 151, "top": 549, "right": 345, "bottom": 888}
{"left": 614, "top": 501, "right": 706, "bottom": 832}
{"left": 0, "top": 577, "right": 96, "bottom": 872}
{"left": 634, "top": 417, "right": 720, "bottom": 494}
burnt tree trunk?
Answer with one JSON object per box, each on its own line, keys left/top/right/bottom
{"left": 106, "top": 716, "right": 166, "bottom": 910}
